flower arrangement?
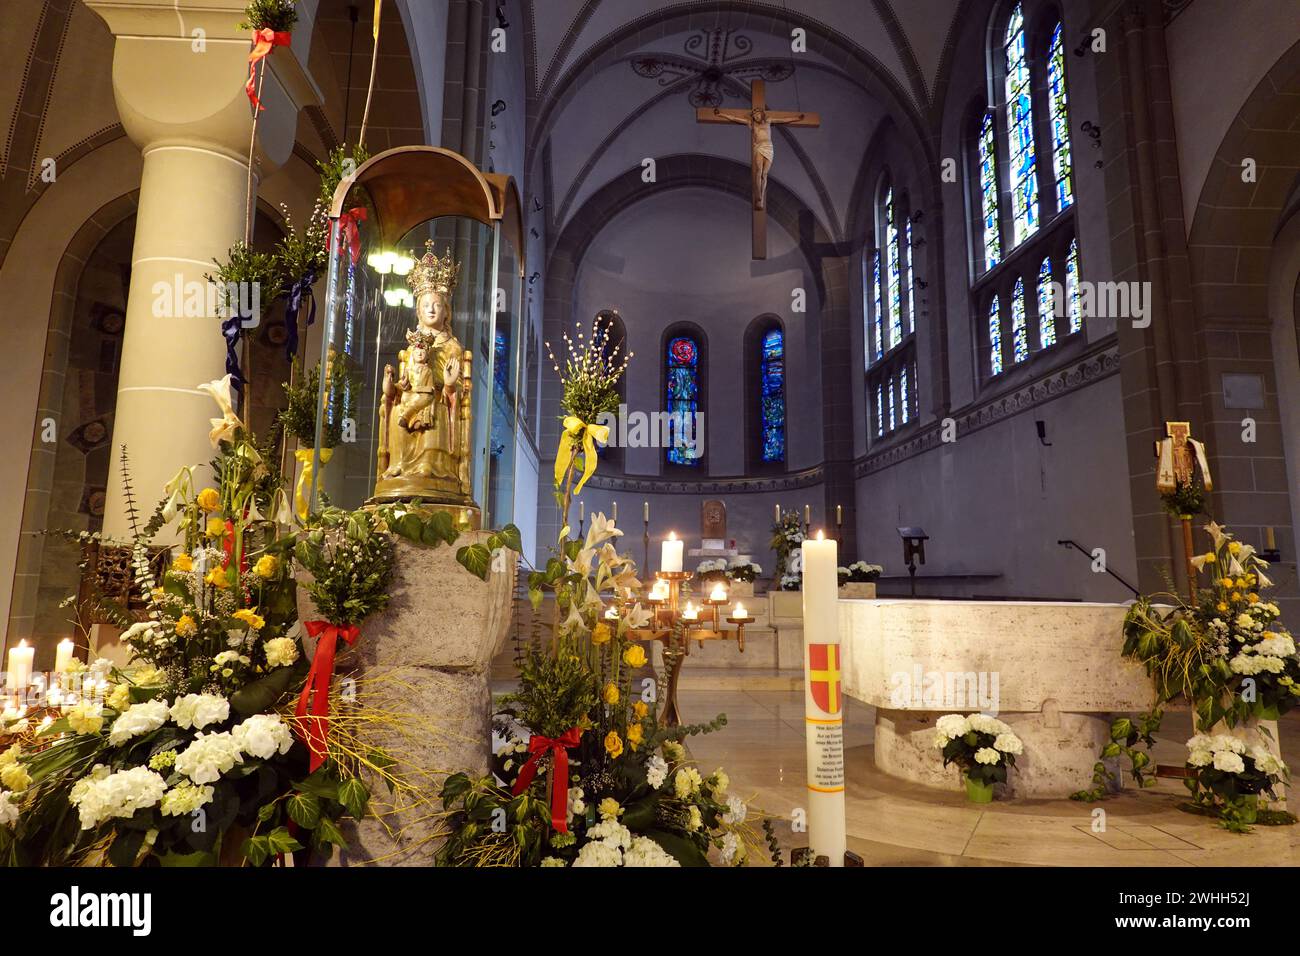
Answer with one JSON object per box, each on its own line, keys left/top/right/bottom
{"left": 727, "top": 559, "right": 762, "bottom": 583}
{"left": 694, "top": 559, "right": 730, "bottom": 586}
{"left": 838, "top": 561, "right": 882, "bottom": 585}
{"left": 1184, "top": 734, "right": 1288, "bottom": 831}
{"left": 769, "top": 511, "right": 804, "bottom": 591}
{"left": 933, "top": 713, "right": 1023, "bottom": 803}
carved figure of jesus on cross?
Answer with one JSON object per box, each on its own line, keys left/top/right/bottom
{"left": 696, "top": 79, "right": 820, "bottom": 259}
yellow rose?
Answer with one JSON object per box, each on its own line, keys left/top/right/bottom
{"left": 622, "top": 644, "right": 647, "bottom": 668}
{"left": 206, "top": 517, "right": 227, "bottom": 539}
{"left": 175, "top": 614, "right": 197, "bottom": 638}
{"left": 196, "top": 488, "right": 221, "bottom": 512}
{"left": 633, "top": 701, "right": 648, "bottom": 719}
{"left": 591, "top": 623, "right": 612, "bottom": 645}
{"left": 0, "top": 762, "right": 31, "bottom": 792}
{"left": 204, "top": 568, "right": 230, "bottom": 590}
{"left": 171, "top": 553, "right": 193, "bottom": 573}
{"left": 627, "top": 722, "right": 644, "bottom": 751}
{"left": 233, "top": 608, "right": 265, "bottom": 630}
{"left": 604, "top": 731, "right": 623, "bottom": 759}
{"left": 602, "top": 683, "right": 620, "bottom": 705}
{"left": 253, "top": 554, "right": 280, "bottom": 579}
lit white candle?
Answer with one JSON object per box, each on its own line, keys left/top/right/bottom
{"left": 579, "top": 500, "right": 585, "bottom": 522}
{"left": 836, "top": 504, "right": 843, "bottom": 525}
{"left": 682, "top": 602, "right": 698, "bottom": 621}
{"left": 774, "top": 504, "right": 781, "bottom": 523}
{"left": 732, "top": 601, "right": 749, "bottom": 620}
{"left": 612, "top": 501, "right": 618, "bottom": 524}
{"left": 54, "top": 638, "right": 75, "bottom": 673}
{"left": 661, "top": 532, "right": 683, "bottom": 573}
{"left": 6, "top": 640, "right": 33, "bottom": 690}
{"left": 643, "top": 501, "right": 650, "bottom": 522}
{"left": 800, "top": 530, "right": 847, "bottom": 866}
{"left": 804, "top": 504, "right": 812, "bottom": 527}
{"left": 709, "top": 582, "right": 728, "bottom": 602}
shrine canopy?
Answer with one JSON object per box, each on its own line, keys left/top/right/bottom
{"left": 328, "top": 145, "right": 526, "bottom": 276}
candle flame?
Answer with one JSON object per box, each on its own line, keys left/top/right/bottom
{"left": 668, "top": 531, "right": 676, "bottom": 541}
{"left": 816, "top": 529, "right": 825, "bottom": 540}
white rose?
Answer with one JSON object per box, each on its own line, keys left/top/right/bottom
{"left": 231, "top": 713, "right": 294, "bottom": 760}
{"left": 107, "top": 699, "right": 170, "bottom": 746}
{"left": 170, "top": 693, "right": 230, "bottom": 731}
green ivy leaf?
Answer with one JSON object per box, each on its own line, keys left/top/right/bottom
{"left": 429, "top": 510, "right": 458, "bottom": 545}
{"left": 315, "top": 814, "right": 348, "bottom": 848}
{"left": 267, "top": 826, "right": 304, "bottom": 855}
{"left": 457, "top": 543, "right": 492, "bottom": 580}
{"left": 286, "top": 792, "right": 321, "bottom": 829}
{"left": 243, "top": 834, "right": 270, "bottom": 867}
{"left": 338, "top": 778, "right": 370, "bottom": 819}
{"left": 494, "top": 524, "right": 522, "bottom": 553}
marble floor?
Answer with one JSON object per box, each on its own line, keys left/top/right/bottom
{"left": 676, "top": 686, "right": 1300, "bottom": 866}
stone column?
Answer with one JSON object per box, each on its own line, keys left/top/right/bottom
{"left": 84, "top": 1, "right": 312, "bottom": 537}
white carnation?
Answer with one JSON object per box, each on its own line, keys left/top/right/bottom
{"left": 719, "top": 831, "right": 740, "bottom": 866}
{"left": 0, "top": 790, "right": 17, "bottom": 827}
{"left": 231, "top": 713, "right": 294, "bottom": 760}
{"left": 722, "top": 794, "right": 747, "bottom": 825}
{"left": 106, "top": 699, "right": 170, "bottom": 746}
{"left": 170, "top": 693, "right": 230, "bottom": 731}
{"left": 645, "top": 755, "right": 668, "bottom": 789}
{"left": 174, "top": 731, "right": 243, "bottom": 784}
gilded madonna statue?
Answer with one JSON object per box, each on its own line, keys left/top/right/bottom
{"left": 372, "top": 240, "right": 475, "bottom": 511}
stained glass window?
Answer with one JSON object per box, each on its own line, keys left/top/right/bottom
{"left": 759, "top": 327, "right": 785, "bottom": 463}
{"left": 1011, "top": 278, "right": 1028, "bottom": 363}
{"left": 872, "top": 250, "right": 883, "bottom": 361}
{"left": 1037, "top": 257, "right": 1055, "bottom": 348}
{"left": 989, "top": 296, "right": 1003, "bottom": 376}
{"left": 1048, "top": 23, "right": 1073, "bottom": 211}
{"left": 665, "top": 335, "right": 700, "bottom": 466}
{"left": 900, "top": 364, "right": 910, "bottom": 424}
{"left": 876, "top": 382, "right": 884, "bottom": 437}
{"left": 1067, "top": 238, "right": 1082, "bottom": 333}
{"left": 888, "top": 378, "right": 896, "bottom": 431}
{"left": 978, "top": 113, "right": 1000, "bottom": 271}
{"left": 905, "top": 218, "right": 916, "bottom": 335}
{"left": 1004, "top": 4, "right": 1038, "bottom": 246}
{"left": 886, "top": 188, "right": 902, "bottom": 350}
{"left": 493, "top": 326, "right": 510, "bottom": 396}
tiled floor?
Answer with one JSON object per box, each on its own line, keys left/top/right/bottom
{"left": 677, "top": 687, "right": 1300, "bottom": 866}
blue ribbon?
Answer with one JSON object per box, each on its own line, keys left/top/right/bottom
{"left": 282, "top": 267, "right": 317, "bottom": 362}
{"left": 221, "top": 311, "right": 247, "bottom": 393}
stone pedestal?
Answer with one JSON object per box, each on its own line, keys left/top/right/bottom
{"left": 300, "top": 533, "right": 515, "bottom": 865}
{"left": 838, "top": 582, "right": 877, "bottom": 600}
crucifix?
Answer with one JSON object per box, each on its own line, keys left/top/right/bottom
{"left": 696, "top": 78, "right": 820, "bottom": 259}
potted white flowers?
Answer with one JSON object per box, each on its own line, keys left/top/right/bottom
{"left": 933, "top": 713, "right": 1023, "bottom": 803}
{"left": 1184, "top": 734, "right": 1288, "bottom": 830}
{"left": 837, "top": 562, "right": 882, "bottom": 599}
{"left": 727, "top": 558, "right": 762, "bottom": 598}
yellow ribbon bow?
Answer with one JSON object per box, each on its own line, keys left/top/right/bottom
{"left": 554, "top": 415, "right": 610, "bottom": 496}
{"left": 294, "top": 447, "right": 334, "bottom": 521}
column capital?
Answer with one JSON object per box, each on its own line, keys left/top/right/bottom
{"left": 85, "top": 0, "right": 322, "bottom": 172}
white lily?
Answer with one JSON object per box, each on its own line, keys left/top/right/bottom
{"left": 1203, "top": 521, "right": 1228, "bottom": 551}
{"left": 623, "top": 602, "right": 652, "bottom": 629}
{"left": 197, "top": 375, "right": 243, "bottom": 447}
{"left": 585, "top": 511, "right": 622, "bottom": 549}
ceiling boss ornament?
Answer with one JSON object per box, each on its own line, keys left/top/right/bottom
{"left": 630, "top": 29, "right": 793, "bottom": 109}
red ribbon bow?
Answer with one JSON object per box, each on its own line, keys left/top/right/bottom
{"left": 511, "top": 727, "right": 583, "bottom": 833}
{"left": 333, "top": 208, "right": 369, "bottom": 265}
{"left": 246, "top": 28, "right": 292, "bottom": 111}
{"left": 295, "top": 620, "right": 361, "bottom": 772}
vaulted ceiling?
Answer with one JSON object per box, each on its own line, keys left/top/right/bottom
{"left": 519, "top": 0, "right": 971, "bottom": 241}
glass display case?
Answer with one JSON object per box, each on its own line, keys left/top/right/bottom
{"left": 309, "top": 147, "right": 525, "bottom": 528}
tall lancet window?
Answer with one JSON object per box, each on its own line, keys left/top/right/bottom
{"left": 905, "top": 217, "right": 916, "bottom": 335}
{"left": 1067, "top": 238, "right": 1082, "bottom": 333}
{"left": 1037, "top": 256, "right": 1055, "bottom": 348}
{"left": 759, "top": 327, "right": 785, "bottom": 463}
{"left": 978, "top": 112, "right": 1000, "bottom": 271}
{"left": 1004, "top": 3, "right": 1037, "bottom": 246}
{"left": 1048, "top": 22, "right": 1073, "bottom": 211}
{"left": 665, "top": 334, "right": 701, "bottom": 467}
{"left": 1011, "top": 278, "right": 1029, "bottom": 363}
{"left": 871, "top": 250, "right": 883, "bottom": 361}
{"left": 886, "top": 187, "right": 902, "bottom": 350}
{"left": 988, "top": 297, "right": 1003, "bottom": 376}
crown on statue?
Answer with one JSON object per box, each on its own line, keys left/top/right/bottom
{"left": 407, "top": 239, "right": 461, "bottom": 298}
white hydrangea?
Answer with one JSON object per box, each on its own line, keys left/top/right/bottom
{"left": 992, "top": 732, "right": 1023, "bottom": 755}
{"left": 159, "top": 781, "right": 214, "bottom": 817}
{"left": 967, "top": 713, "right": 1010, "bottom": 735}
{"left": 1254, "top": 634, "right": 1296, "bottom": 657}
{"left": 174, "top": 731, "right": 243, "bottom": 784}
{"left": 540, "top": 856, "right": 567, "bottom": 867}
{"left": 1212, "top": 750, "right": 1246, "bottom": 774}
{"left": 645, "top": 755, "right": 668, "bottom": 789}
{"left": 68, "top": 766, "right": 166, "bottom": 830}
{"left": 586, "top": 819, "right": 632, "bottom": 850}
{"left": 572, "top": 840, "right": 622, "bottom": 867}
{"left": 231, "top": 713, "right": 294, "bottom": 760}
{"left": 106, "top": 699, "right": 170, "bottom": 747}
{"left": 170, "top": 693, "right": 230, "bottom": 731}
{"left": 1251, "top": 748, "right": 1286, "bottom": 777}
{"left": 1187, "top": 748, "right": 1213, "bottom": 767}
{"left": 0, "top": 790, "right": 17, "bottom": 827}
{"left": 722, "top": 794, "right": 747, "bottom": 825}
{"left": 624, "top": 836, "right": 680, "bottom": 867}
{"left": 974, "top": 747, "right": 1001, "bottom": 766}
{"left": 935, "top": 714, "right": 970, "bottom": 739}
{"left": 1211, "top": 735, "right": 1246, "bottom": 754}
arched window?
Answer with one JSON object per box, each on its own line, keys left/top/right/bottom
{"left": 871, "top": 250, "right": 883, "bottom": 361}
{"left": 989, "top": 297, "right": 1003, "bottom": 376}
{"left": 1048, "top": 21, "right": 1073, "bottom": 211}
{"left": 978, "top": 112, "right": 1000, "bottom": 272}
{"left": 971, "top": 3, "right": 1082, "bottom": 380}
{"left": 1037, "top": 256, "right": 1055, "bottom": 348}
{"left": 665, "top": 332, "right": 702, "bottom": 467}
{"left": 759, "top": 327, "right": 785, "bottom": 463}
{"left": 905, "top": 216, "right": 916, "bottom": 335}
{"left": 865, "top": 176, "right": 920, "bottom": 441}
{"left": 1004, "top": 3, "right": 1037, "bottom": 247}
{"left": 886, "top": 187, "right": 902, "bottom": 350}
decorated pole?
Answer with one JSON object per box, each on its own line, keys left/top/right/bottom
{"left": 800, "top": 529, "right": 847, "bottom": 865}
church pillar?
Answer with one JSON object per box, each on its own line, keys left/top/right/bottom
{"left": 84, "top": 1, "right": 311, "bottom": 538}
{"left": 1095, "top": 0, "right": 1201, "bottom": 594}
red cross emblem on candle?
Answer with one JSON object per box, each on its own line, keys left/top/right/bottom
{"left": 808, "top": 643, "right": 841, "bottom": 715}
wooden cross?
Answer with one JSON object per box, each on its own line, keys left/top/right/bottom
{"left": 696, "top": 79, "right": 820, "bottom": 259}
